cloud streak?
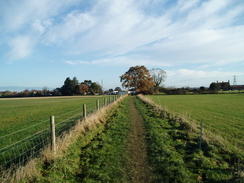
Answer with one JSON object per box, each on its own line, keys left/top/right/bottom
{"left": 65, "top": 56, "right": 172, "bottom": 67}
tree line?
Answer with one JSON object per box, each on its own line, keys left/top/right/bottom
{"left": 0, "top": 78, "right": 104, "bottom": 97}
{"left": 59, "top": 77, "right": 103, "bottom": 96}
{"left": 0, "top": 65, "right": 168, "bottom": 97}
{"left": 3, "top": 64, "right": 235, "bottom": 97}
{"left": 3, "top": 64, "right": 240, "bottom": 98}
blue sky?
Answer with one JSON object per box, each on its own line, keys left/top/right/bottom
{"left": 0, "top": 0, "right": 244, "bottom": 91}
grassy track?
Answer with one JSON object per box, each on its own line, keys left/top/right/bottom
{"left": 125, "top": 97, "right": 153, "bottom": 182}
{"left": 147, "top": 94, "right": 244, "bottom": 149}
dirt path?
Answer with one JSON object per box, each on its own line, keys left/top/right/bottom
{"left": 125, "top": 97, "right": 153, "bottom": 182}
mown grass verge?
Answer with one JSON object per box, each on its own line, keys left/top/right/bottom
{"left": 76, "top": 97, "right": 131, "bottom": 182}
{"left": 135, "top": 95, "right": 244, "bottom": 182}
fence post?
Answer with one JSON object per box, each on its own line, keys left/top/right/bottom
{"left": 83, "top": 104, "right": 87, "bottom": 119}
{"left": 104, "top": 97, "right": 107, "bottom": 106}
{"left": 199, "top": 122, "right": 203, "bottom": 150}
{"left": 96, "top": 100, "right": 100, "bottom": 110}
{"left": 50, "top": 116, "right": 56, "bottom": 154}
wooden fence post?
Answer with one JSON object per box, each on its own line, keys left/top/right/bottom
{"left": 104, "top": 98, "right": 107, "bottom": 106}
{"left": 96, "top": 100, "right": 100, "bottom": 110}
{"left": 50, "top": 116, "right": 56, "bottom": 154}
{"left": 83, "top": 104, "right": 87, "bottom": 119}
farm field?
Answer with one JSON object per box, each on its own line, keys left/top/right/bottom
{"left": 147, "top": 94, "right": 244, "bottom": 150}
{"left": 0, "top": 95, "right": 116, "bottom": 166}
{"left": 0, "top": 96, "right": 107, "bottom": 135}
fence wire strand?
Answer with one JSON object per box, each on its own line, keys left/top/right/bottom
{"left": 0, "top": 119, "right": 49, "bottom": 140}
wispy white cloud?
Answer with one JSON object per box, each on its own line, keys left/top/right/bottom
{"left": 0, "top": 0, "right": 80, "bottom": 61}
{"left": 65, "top": 56, "right": 172, "bottom": 67}
{"left": 0, "top": 0, "right": 80, "bottom": 32}
{"left": 45, "top": 12, "right": 95, "bottom": 44}
{"left": 0, "top": 0, "right": 243, "bottom": 68}
{"left": 139, "top": 25, "right": 244, "bottom": 65}
{"left": 7, "top": 36, "right": 34, "bottom": 61}
{"left": 177, "top": 0, "right": 200, "bottom": 12}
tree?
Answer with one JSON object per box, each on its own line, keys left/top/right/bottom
{"left": 61, "top": 77, "right": 73, "bottom": 95}
{"left": 209, "top": 82, "right": 221, "bottom": 91}
{"left": 42, "top": 86, "right": 49, "bottom": 95}
{"left": 82, "top": 80, "right": 92, "bottom": 88}
{"left": 2, "top": 90, "right": 13, "bottom": 97}
{"left": 150, "top": 68, "right": 167, "bottom": 92}
{"left": 120, "top": 65, "right": 154, "bottom": 92}
{"left": 114, "top": 87, "right": 122, "bottom": 92}
{"left": 222, "top": 82, "right": 230, "bottom": 91}
{"left": 21, "top": 89, "right": 31, "bottom": 97}
{"left": 79, "top": 84, "right": 89, "bottom": 95}
{"left": 53, "top": 88, "right": 62, "bottom": 96}
{"left": 61, "top": 77, "right": 79, "bottom": 95}
{"left": 72, "top": 77, "right": 80, "bottom": 94}
{"left": 200, "top": 86, "right": 206, "bottom": 91}
{"left": 90, "top": 82, "right": 102, "bottom": 95}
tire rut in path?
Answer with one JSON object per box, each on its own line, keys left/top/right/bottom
{"left": 125, "top": 97, "right": 153, "bottom": 183}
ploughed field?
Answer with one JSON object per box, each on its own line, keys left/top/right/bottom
{"left": 147, "top": 94, "right": 244, "bottom": 150}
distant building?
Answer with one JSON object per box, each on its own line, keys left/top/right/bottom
{"left": 231, "top": 85, "right": 244, "bottom": 90}
{"left": 210, "top": 80, "right": 244, "bottom": 91}
{"left": 216, "top": 80, "right": 231, "bottom": 90}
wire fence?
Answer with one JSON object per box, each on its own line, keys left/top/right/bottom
{"left": 0, "top": 95, "right": 120, "bottom": 171}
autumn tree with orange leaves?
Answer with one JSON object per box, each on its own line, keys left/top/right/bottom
{"left": 79, "top": 84, "right": 89, "bottom": 95}
{"left": 120, "top": 65, "right": 154, "bottom": 92}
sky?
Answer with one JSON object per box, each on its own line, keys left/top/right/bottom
{"left": 0, "top": 0, "right": 244, "bottom": 91}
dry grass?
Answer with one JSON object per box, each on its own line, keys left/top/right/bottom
{"left": 1, "top": 95, "right": 127, "bottom": 183}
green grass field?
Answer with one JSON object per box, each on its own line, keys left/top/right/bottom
{"left": 0, "top": 97, "right": 100, "bottom": 135}
{"left": 147, "top": 94, "right": 244, "bottom": 150}
{"left": 0, "top": 96, "right": 115, "bottom": 166}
